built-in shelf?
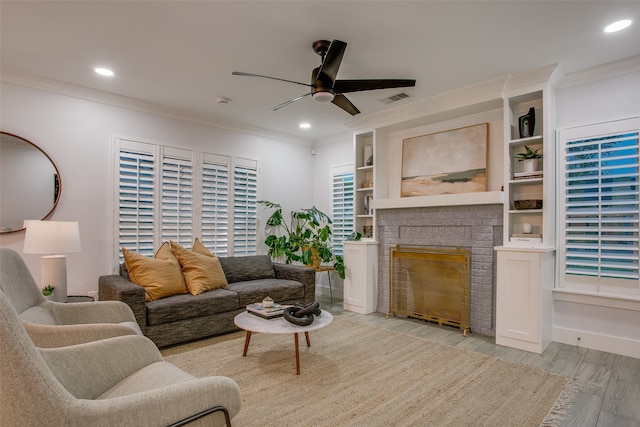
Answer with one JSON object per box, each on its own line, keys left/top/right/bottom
{"left": 373, "top": 191, "right": 504, "bottom": 210}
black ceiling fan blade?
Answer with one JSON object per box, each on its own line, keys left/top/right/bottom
{"left": 271, "top": 92, "right": 312, "bottom": 111}
{"left": 333, "top": 79, "right": 416, "bottom": 94}
{"left": 332, "top": 94, "right": 360, "bottom": 116}
{"left": 232, "top": 71, "right": 313, "bottom": 88}
{"left": 316, "top": 40, "right": 347, "bottom": 83}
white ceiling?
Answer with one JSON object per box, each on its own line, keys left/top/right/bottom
{"left": 1, "top": 1, "right": 639, "bottom": 142}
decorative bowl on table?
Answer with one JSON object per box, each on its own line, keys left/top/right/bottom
{"left": 514, "top": 199, "right": 543, "bottom": 210}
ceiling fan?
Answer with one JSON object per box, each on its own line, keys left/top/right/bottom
{"left": 232, "top": 39, "right": 416, "bottom": 115}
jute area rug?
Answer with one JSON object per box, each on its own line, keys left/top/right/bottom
{"left": 163, "top": 317, "right": 571, "bottom": 427}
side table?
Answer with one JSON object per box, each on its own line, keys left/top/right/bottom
{"left": 314, "top": 266, "right": 335, "bottom": 302}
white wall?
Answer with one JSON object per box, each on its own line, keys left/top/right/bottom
{"left": 311, "top": 134, "right": 353, "bottom": 297}
{"left": 311, "top": 135, "right": 354, "bottom": 220}
{"left": 552, "top": 68, "right": 640, "bottom": 358}
{"left": 0, "top": 82, "right": 312, "bottom": 296}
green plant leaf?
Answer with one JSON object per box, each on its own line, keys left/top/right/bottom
{"left": 515, "top": 145, "right": 543, "bottom": 160}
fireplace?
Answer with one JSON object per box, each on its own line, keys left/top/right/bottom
{"left": 377, "top": 204, "right": 502, "bottom": 336}
{"left": 388, "top": 246, "right": 471, "bottom": 335}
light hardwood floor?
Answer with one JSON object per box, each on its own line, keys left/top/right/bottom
{"left": 317, "top": 295, "right": 640, "bottom": 427}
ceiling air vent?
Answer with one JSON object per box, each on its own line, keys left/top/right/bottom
{"left": 379, "top": 92, "right": 410, "bottom": 105}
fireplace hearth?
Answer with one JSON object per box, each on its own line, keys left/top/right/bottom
{"left": 377, "top": 204, "right": 502, "bottom": 336}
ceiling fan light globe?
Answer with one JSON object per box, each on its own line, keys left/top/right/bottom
{"left": 313, "top": 92, "right": 335, "bottom": 103}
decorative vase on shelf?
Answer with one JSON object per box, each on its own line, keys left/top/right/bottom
{"left": 523, "top": 158, "right": 538, "bottom": 173}
{"left": 363, "top": 145, "right": 373, "bottom": 166}
{"left": 518, "top": 107, "right": 536, "bottom": 138}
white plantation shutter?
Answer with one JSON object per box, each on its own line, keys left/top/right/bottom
{"left": 201, "top": 154, "right": 230, "bottom": 256}
{"left": 332, "top": 165, "right": 355, "bottom": 255}
{"left": 558, "top": 117, "right": 639, "bottom": 295}
{"left": 161, "top": 148, "right": 193, "bottom": 246}
{"left": 233, "top": 159, "right": 258, "bottom": 255}
{"left": 117, "top": 141, "right": 156, "bottom": 259}
{"left": 114, "top": 140, "right": 259, "bottom": 263}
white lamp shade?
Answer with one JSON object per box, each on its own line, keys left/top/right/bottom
{"left": 23, "top": 220, "right": 81, "bottom": 254}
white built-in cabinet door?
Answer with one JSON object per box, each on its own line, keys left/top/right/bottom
{"left": 343, "top": 241, "right": 378, "bottom": 314}
{"left": 495, "top": 247, "right": 555, "bottom": 354}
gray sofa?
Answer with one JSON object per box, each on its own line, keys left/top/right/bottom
{"left": 99, "top": 255, "right": 315, "bottom": 347}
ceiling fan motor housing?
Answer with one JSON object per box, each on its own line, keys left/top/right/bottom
{"left": 311, "top": 66, "right": 335, "bottom": 102}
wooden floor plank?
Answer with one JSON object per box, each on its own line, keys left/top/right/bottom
{"left": 560, "top": 392, "right": 602, "bottom": 427}
{"left": 596, "top": 411, "right": 640, "bottom": 427}
{"left": 575, "top": 361, "right": 612, "bottom": 396}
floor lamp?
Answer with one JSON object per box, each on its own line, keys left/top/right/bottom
{"left": 23, "top": 220, "right": 81, "bottom": 303}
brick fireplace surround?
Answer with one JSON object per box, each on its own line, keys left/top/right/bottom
{"left": 376, "top": 204, "right": 503, "bottom": 336}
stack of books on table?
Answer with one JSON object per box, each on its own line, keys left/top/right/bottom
{"left": 510, "top": 233, "right": 542, "bottom": 243}
{"left": 246, "top": 303, "right": 291, "bottom": 319}
{"left": 513, "top": 171, "right": 543, "bottom": 180}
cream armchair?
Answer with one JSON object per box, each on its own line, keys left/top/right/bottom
{"left": 0, "top": 290, "right": 242, "bottom": 426}
{"left": 0, "top": 247, "right": 142, "bottom": 347}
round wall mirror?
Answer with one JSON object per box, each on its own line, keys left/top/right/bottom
{"left": 0, "top": 132, "right": 61, "bottom": 233}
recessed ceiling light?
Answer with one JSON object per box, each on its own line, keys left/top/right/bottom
{"left": 604, "top": 19, "right": 632, "bottom": 33}
{"left": 299, "top": 123, "right": 311, "bottom": 129}
{"left": 94, "top": 67, "right": 114, "bottom": 77}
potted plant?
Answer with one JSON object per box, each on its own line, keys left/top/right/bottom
{"left": 258, "top": 200, "right": 345, "bottom": 279}
{"left": 515, "top": 145, "right": 543, "bottom": 173}
{"left": 42, "top": 284, "right": 55, "bottom": 300}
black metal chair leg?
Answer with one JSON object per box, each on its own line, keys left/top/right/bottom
{"left": 169, "top": 405, "right": 231, "bottom": 427}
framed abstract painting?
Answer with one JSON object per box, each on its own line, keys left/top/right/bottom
{"left": 401, "top": 123, "right": 488, "bottom": 197}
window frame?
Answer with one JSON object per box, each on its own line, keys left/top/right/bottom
{"left": 557, "top": 117, "right": 640, "bottom": 296}
{"left": 331, "top": 164, "right": 355, "bottom": 256}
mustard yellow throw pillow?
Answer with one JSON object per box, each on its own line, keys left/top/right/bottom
{"left": 122, "top": 242, "right": 188, "bottom": 301}
{"left": 192, "top": 237, "right": 215, "bottom": 257}
{"left": 171, "top": 241, "right": 228, "bottom": 295}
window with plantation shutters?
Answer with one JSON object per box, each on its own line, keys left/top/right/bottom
{"left": 201, "top": 154, "right": 230, "bottom": 256}
{"left": 332, "top": 165, "right": 354, "bottom": 255}
{"left": 117, "top": 141, "right": 156, "bottom": 258}
{"left": 114, "top": 139, "right": 258, "bottom": 263}
{"left": 161, "top": 148, "right": 193, "bottom": 247}
{"left": 558, "top": 117, "right": 639, "bottom": 295}
{"left": 233, "top": 159, "right": 258, "bottom": 255}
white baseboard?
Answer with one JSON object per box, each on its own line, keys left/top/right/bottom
{"left": 553, "top": 326, "right": 640, "bottom": 359}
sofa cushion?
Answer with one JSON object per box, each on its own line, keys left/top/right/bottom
{"left": 170, "top": 241, "right": 228, "bottom": 295}
{"left": 219, "top": 255, "right": 276, "bottom": 284}
{"left": 122, "top": 243, "right": 188, "bottom": 302}
{"left": 145, "top": 288, "right": 240, "bottom": 326}
{"left": 226, "top": 278, "right": 305, "bottom": 307}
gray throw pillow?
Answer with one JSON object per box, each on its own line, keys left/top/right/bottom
{"left": 219, "top": 255, "right": 276, "bottom": 283}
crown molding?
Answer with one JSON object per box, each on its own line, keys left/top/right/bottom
{"left": 312, "top": 130, "right": 352, "bottom": 147}
{"left": 558, "top": 55, "right": 640, "bottom": 89}
{"left": 0, "top": 67, "right": 313, "bottom": 147}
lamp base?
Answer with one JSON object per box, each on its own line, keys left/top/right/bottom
{"left": 41, "top": 255, "right": 67, "bottom": 303}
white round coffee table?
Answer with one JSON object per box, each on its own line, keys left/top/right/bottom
{"left": 233, "top": 309, "right": 333, "bottom": 375}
